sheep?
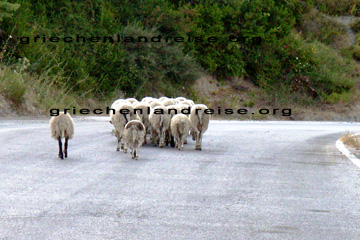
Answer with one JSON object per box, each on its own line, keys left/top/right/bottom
{"left": 186, "top": 99, "right": 195, "bottom": 106}
{"left": 123, "top": 120, "right": 146, "bottom": 160}
{"left": 159, "top": 96, "right": 168, "bottom": 102}
{"left": 165, "top": 105, "right": 182, "bottom": 147}
{"left": 162, "top": 98, "right": 177, "bottom": 107}
{"left": 126, "top": 98, "right": 138, "bottom": 104}
{"left": 189, "top": 104, "right": 210, "bottom": 150}
{"left": 111, "top": 103, "right": 139, "bottom": 152}
{"left": 182, "top": 100, "right": 194, "bottom": 107}
{"left": 149, "top": 105, "right": 171, "bottom": 148}
{"left": 49, "top": 112, "right": 74, "bottom": 159}
{"left": 134, "top": 101, "right": 151, "bottom": 144}
{"left": 111, "top": 99, "right": 127, "bottom": 109}
{"left": 109, "top": 99, "right": 129, "bottom": 124}
{"left": 177, "top": 103, "right": 191, "bottom": 116}
{"left": 150, "top": 100, "right": 164, "bottom": 109}
{"left": 170, "top": 114, "right": 191, "bottom": 151}
{"left": 176, "top": 97, "right": 186, "bottom": 102}
{"left": 141, "top": 97, "right": 154, "bottom": 104}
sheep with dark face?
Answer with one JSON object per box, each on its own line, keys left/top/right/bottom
{"left": 50, "top": 112, "right": 74, "bottom": 159}
{"left": 170, "top": 113, "right": 190, "bottom": 151}
{"left": 189, "top": 104, "right": 210, "bottom": 150}
{"left": 124, "top": 120, "right": 146, "bottom": 160}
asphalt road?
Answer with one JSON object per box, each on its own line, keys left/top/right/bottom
{"left": 1, "top": 117, "right": 360, "bottom": 239}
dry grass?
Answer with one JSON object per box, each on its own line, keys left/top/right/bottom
{"left": 341, "top": 132, "right": 360, "bottom": 149}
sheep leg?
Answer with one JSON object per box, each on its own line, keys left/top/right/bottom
{"left": 134, "top": 148, "right": 138, "bottom": 160}
{"left": 199, "top": 131, "right": 203, "bottom": 150}
{"left": 180, "top": 134, "right": 184, "bottom": 151}
{"left": 116, "top": 131, "right": 121, "bottom": 151}
{"left": 131, "top": 147, "right": 135, "bottom": 159}
{"left": 116, "top": 138, "right": 121, "bottom": 151}
{"left": 176, "top": 137, "right": 180, "bottom": 150}
{"left": 159, "top": 130, "right": 165, "bottom": 148}
{"left": 191, "top": 129, "right": 196, "bottom": 141}
{"left": 195, "top": 131, "right": 202, "bottom": 150}
{"left": 195, "top": 131, "right": 201, "bottom": 150}
{"left": 58, "top": 137, "right": 64, "bottom": 159}
{"left": 123, "top": 141, "right": 128, "bottom": 153}
{"left": 64, "top": 137, "right": 69, "bottom": 158}
{"left": 165, "top": 131, "right": 169, "bottom": 146}
{"left": 170, "top": 135, "right": 175, "bottom": 148}
{"left": 143, "top": 133, "right": 147, "bottom": 145}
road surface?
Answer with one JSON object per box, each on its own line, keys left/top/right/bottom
{"left": 1, "top": 117, "right": 360, "bottom": 239}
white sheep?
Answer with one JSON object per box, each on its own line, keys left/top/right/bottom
{"left": 123, "top": 120, "right": 146, "bottom": 160}
{"left": 176, "top": 103, "right": 191, "bottom": 116}
{"left": 150, "top": 100, "right": 164, "bottom": 109}
{"left": 176, "top": 97, "right": 186, "bottom": 102}
{"left": 158, "top": 96, "right": 168, "bottom": 102}
{"left": 162, "top": 98, "right": 177, "bottom": 106}
{"left": 111, "top": 103, "right": 139, "bottom": 152}
{"left": 141, "top": 97, "right": 156, "bottom": 104}
{"left": 189, "top": 104, "right": 210, "bottom": 150}
{"left": 109, "top": 99, "right": 129, "bottom": 124}
{"left": 134, "top": 101, "right": 151, "bottom": 144}
{"left": 186, "top": 99, "right": 195, "bottom": 106}
{"left": 126, "top": 98, "right": 138, "bottom": 104}
{"left": 149, "top": 105, "right": 171, "bottom": 148}
{"left": 170, "top": 114, "right": 190, "bottom": 151}
{"left": 49, "top": 112, "right": 74, "bottom": 159}
{"left": 182, "top": 100, "right": 194, "bottom": 107}
{"left": 165, "top": 105, "right": 181, "bottom": 147}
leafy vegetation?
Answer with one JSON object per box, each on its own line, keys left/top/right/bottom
{"left": 0, "top": 0, "right": 360, "bottom": 115}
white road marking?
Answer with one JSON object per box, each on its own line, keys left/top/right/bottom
{"left": 336, "top": 139, "right": 360, "bottom": 169}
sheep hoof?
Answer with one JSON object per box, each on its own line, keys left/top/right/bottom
{"left": 180, "top": 147, "right": 183, "bottom": 151}
{"left": 124, "top": 149, "right": 127, "bottom": 153}
{"left": 195, "top": 146, "right": 202, "bottom": 151}
{"left": 184, "top": 140, "right": 187, "bottom": 144}
{"left": 58, "top": 154, "right": 64, "bottom": 159}
{"left": 116, "top": 147, "right": 120, "bottom": 151}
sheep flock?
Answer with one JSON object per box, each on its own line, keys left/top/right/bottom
{"left": 110, "top": 96, "right": 210, "bottom": 160}
{"left": 49, "top": 96, "right": 210, "bottom": 160}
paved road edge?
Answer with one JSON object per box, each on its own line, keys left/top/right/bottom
{"left": 336, "top": 139, "right": 360, "bottom": 168}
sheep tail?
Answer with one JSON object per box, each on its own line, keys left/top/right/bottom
{"left": 132, "top": 126, "right": 137, "bottom": 145}
{"left": 179, "top": 119, "right": 186, "bottom": 135}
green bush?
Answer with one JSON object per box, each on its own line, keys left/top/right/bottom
{"left": 0, "top": 67, "right": 26, "bottom": 105}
